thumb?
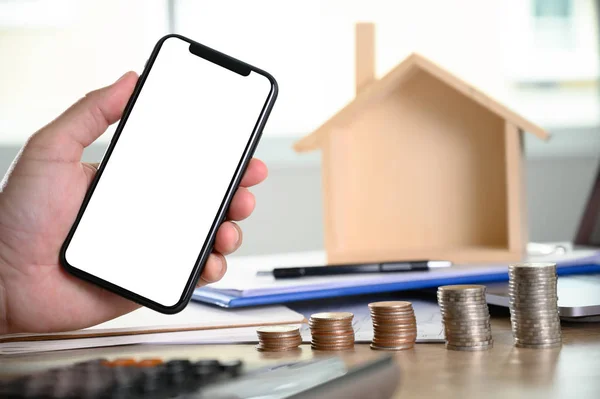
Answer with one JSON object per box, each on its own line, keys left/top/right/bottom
{"left": 29, "top": 71, "right": 138, "bottom": 160}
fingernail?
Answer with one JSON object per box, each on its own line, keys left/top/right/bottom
{"left": 213, "top": 253, "right": 225, "bottom": 275}
{"left": 233, "top": 225, "right": 240, "bottom": 246}
{"left": 115, "top": 72, "right": 130, "bottom": 84}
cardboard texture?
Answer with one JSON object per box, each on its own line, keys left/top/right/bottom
{"left": 294, "top": 22, "right": 549, "bottom": 264}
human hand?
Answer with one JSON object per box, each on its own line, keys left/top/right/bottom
{"left": 0, "top": 72, "right": 268, "bottom": 334}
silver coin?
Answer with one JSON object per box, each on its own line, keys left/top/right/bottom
{"left": 508, "top": 270, "right": 557, "bottom": 276}
{"left": 508, "top": 263, "right": 557, "bottom": 271}
{"left": 444, "top": 327, "right": 492, "bottom": 334}
{"left": 440, "top": 305, "right": 489, "bottom": 312}
{"left": 511, "top": 325, "right": 561, "bottom": 333}
{"left": 510, "top": 318, "right": 561, "bottom": 325}
{"left": 444, "top": 328, "right": 492, "bottom": 336}
{"left": 512, "top": 335, "right": 563, "bottom": 343}
{"left": 438, "top": 298, "right": 486, "bottom": 304}
{"left": 440, "top": 311, "right": 490, "bottom": 318}
{"left": 442, "top": 307, "right": 489, "bottom": 312}
{"left": 446, "top": 336, "right": 493, "bottom": 344}
{"left": 512, "top": 322, "right": 561, "bottom": 330}
{"left": 508, "top": 290, "right": 558, "bottom": 296}
{"left": 445, "top": 343, "right": 493, "bottom": 351}
{"left": 510, "top": 307, "right": 560, "bottom": 313}
{"left": 515, "top": 341, "right": 562, "bottom": 349}
{"left": 510, "top": 306, "right": 559, "bottom": 312}
{"left": 509, "top": 289, "right": 557, "bottom": 294}
{"left": 508, "top": 269, "right": 557, "bottom": 274}
{"left": 446, "top": 339, "right": 493, "bottom": 346}
{"left": 511, "top": 328, "right": 562, "bottom": 335}
{"left": 446, "top": 330, "right": 492, "bottom": 337}
{"left": 509, "top": 278, "right": 557, "bottom": 284}
{"left": 509, "top": 296, "right": 559, "bottom": 302}
{"left": 510, "top": 314, "right": 560, "bottom": 321}
{"left": 442, "top": 318, "right": 490, "bottom": 325}
{"left": 514, "top": 336, "right": 562, "bottom": 344}
{"left": 508, "top": 287, "right": 558, "bottom": 293}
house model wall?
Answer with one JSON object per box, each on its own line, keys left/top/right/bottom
{"left": 293, "top": 22, "right": 549, "bottom": 264}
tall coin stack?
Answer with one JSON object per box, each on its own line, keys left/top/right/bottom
{"left": 309, "top": 312, "right": 355, "bottom": 351}
{"left": 368, "top": 301, "right": 417, "bottom": 351}
{"left": 256, "top": 326, "right": 302, "bottom": 352}
{"left": 508, "top": 262, "right": 562, "bottom": 349}
{"left": 437, "top": 285, "right": 493, "bottom": 351}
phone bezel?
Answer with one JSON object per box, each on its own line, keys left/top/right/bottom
{"left": 59, "top": 34, "right": 278, "bottom": 314}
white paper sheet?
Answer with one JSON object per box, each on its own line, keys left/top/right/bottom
{"left": 154, "top": 296, "right": 446, "bottom": 346}
{"left": 0, "top": 303, "right": 305, "bottom": 355}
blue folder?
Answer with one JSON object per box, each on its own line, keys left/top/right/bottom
{"left": 191, "top": 255, "right": 600, "bottom": 308}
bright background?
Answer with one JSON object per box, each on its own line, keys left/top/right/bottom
{"left": 1, "top": 0, "right": 600, "bottom": 255}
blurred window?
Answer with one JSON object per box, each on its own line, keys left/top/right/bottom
{"left": 0, "top": 0, "right": 598, "bottom": 156}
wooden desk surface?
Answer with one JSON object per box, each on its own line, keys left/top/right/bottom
{"left": 2, "top": 315, "right": 600, "bottom": 399}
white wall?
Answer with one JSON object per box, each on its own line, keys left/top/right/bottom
{"left": 0, "top": 0, "right": 168, "bottom": 145}
{"left": 0, "top": 0, "right": 599, "bottom": 257}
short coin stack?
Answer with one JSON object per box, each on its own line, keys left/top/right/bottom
{"left": 368, "top": 301, "right": 417, "bottom": 351}
{"left": 255, "top": 325, "right": 302, "bottom": 352}
{"left": 309, "top": 312, "right": 355, "bottom": 351}
{"left": 437, "top": 285, "right": 493, "bottom": 351}
{"left": 508, "top": 262, "right": 562, "bottom": 349}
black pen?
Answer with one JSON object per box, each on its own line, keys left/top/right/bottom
{"left": 258, "top": 260, "right": 452, "bottom": 279}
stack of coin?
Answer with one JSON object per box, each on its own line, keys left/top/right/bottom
{"left": 368, "top": 301, "right": 417, "bottom": 351}
{"left": 309, "top": 312, "right": 355, "bottom": 351}
{"left": 437, "top": 285, "right": 493, "bottom": 351}
{"left": 508, "top": 262, "right": 562, "bottom": 349}
{"left": 255, "top": 325, "right": 302, "bottom": 352}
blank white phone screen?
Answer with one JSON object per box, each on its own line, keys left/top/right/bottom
{"left": 64, "top": 36, "right": 273, "bottom": 308}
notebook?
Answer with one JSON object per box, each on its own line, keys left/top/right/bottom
{"left": 192, "top": 250, "right": 600, "bottom": 308}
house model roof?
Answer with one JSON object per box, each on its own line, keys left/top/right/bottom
{"left": 294, "top": 51, "right": 550, "bottom": 152}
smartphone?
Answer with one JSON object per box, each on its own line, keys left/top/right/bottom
{"left": 60, "top": 34, "right": 278, "bottom": 314}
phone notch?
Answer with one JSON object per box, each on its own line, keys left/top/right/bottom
{"left": 188, "top": 43, "right": 251, "bottom": 77}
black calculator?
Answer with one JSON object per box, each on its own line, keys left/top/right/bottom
{"left": 0, "top": 354, "right": 399, "bottom": 398}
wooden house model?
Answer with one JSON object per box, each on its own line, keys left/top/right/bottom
{"left": 293, "top": 23, "right": 549, "bottom": 264}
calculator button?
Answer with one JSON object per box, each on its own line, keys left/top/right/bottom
{"left": 106, "top": 358, "right": 137, "bottom": 367}
{"left": 137, "top": 369, "right": 162, "bottom": 394}
{"left": 194, "top": 359, "right": 220, "bottom": 369}
{"left": 220, "top": 359, "right": 243, "bottom": 376}
{"left": 193, "top": 359, "right": 221, "bottom": 379}
{"left": 165, "top": 359, "right": 192, "bottom": 371}
{"left": 165, "top": 359, "right": 192, "bottom": 385}
{"left": 137, "top": 358, "right": 163, "bottom": 367}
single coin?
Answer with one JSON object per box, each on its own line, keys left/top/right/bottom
{"left": 372, "top": 335, "right": 417, "bottom": 342}
{"left": 311, "top": 344, "right": 355, "bottom": 351}
{"left": 311, "top": 337, "right": 354, "bottom": 345}
{"left": 369, "top": 312, "right": 416, "bottom": 317}
{"left": 308, "top": 324, "right": 354, "bottom": 331}
{"left": 258, "top": 337, "right": 303, "bottom": 345}
{"left": 257, "top": 332, "right": 301, "bottom": 339}
{"left": 256, "top": 345, "right": 300, "bottom": 352}
{"left": 372, "top": 318, "right": 417, "bottom": 323}
{"left": 445, "top": 343, "right": 493, "bottom": 351}
{"left": 257, "top": 325, "right": 299, "bottom": 334}
{"left": 310, "top": 312, "right": 354, "bottom": 321}
{"left": 514, "top": 341, "right": 562, "bottom": 349}
{"left": 370, "top": 343, "right": 414, "bottom": 351}
{"left": 372, "top": 325, "right": 416, "bottom": 331}
{"left": 309, "top": 319, "right": 354, "bottom": 325}
{"left": 438, "top": 284, "right": 486, "bottom": 292}
{"left": 509, "top": 262, "right": 557, "bottom": 268}
{"left": 369, "top": 301, "right": 413, "bottom": 309}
